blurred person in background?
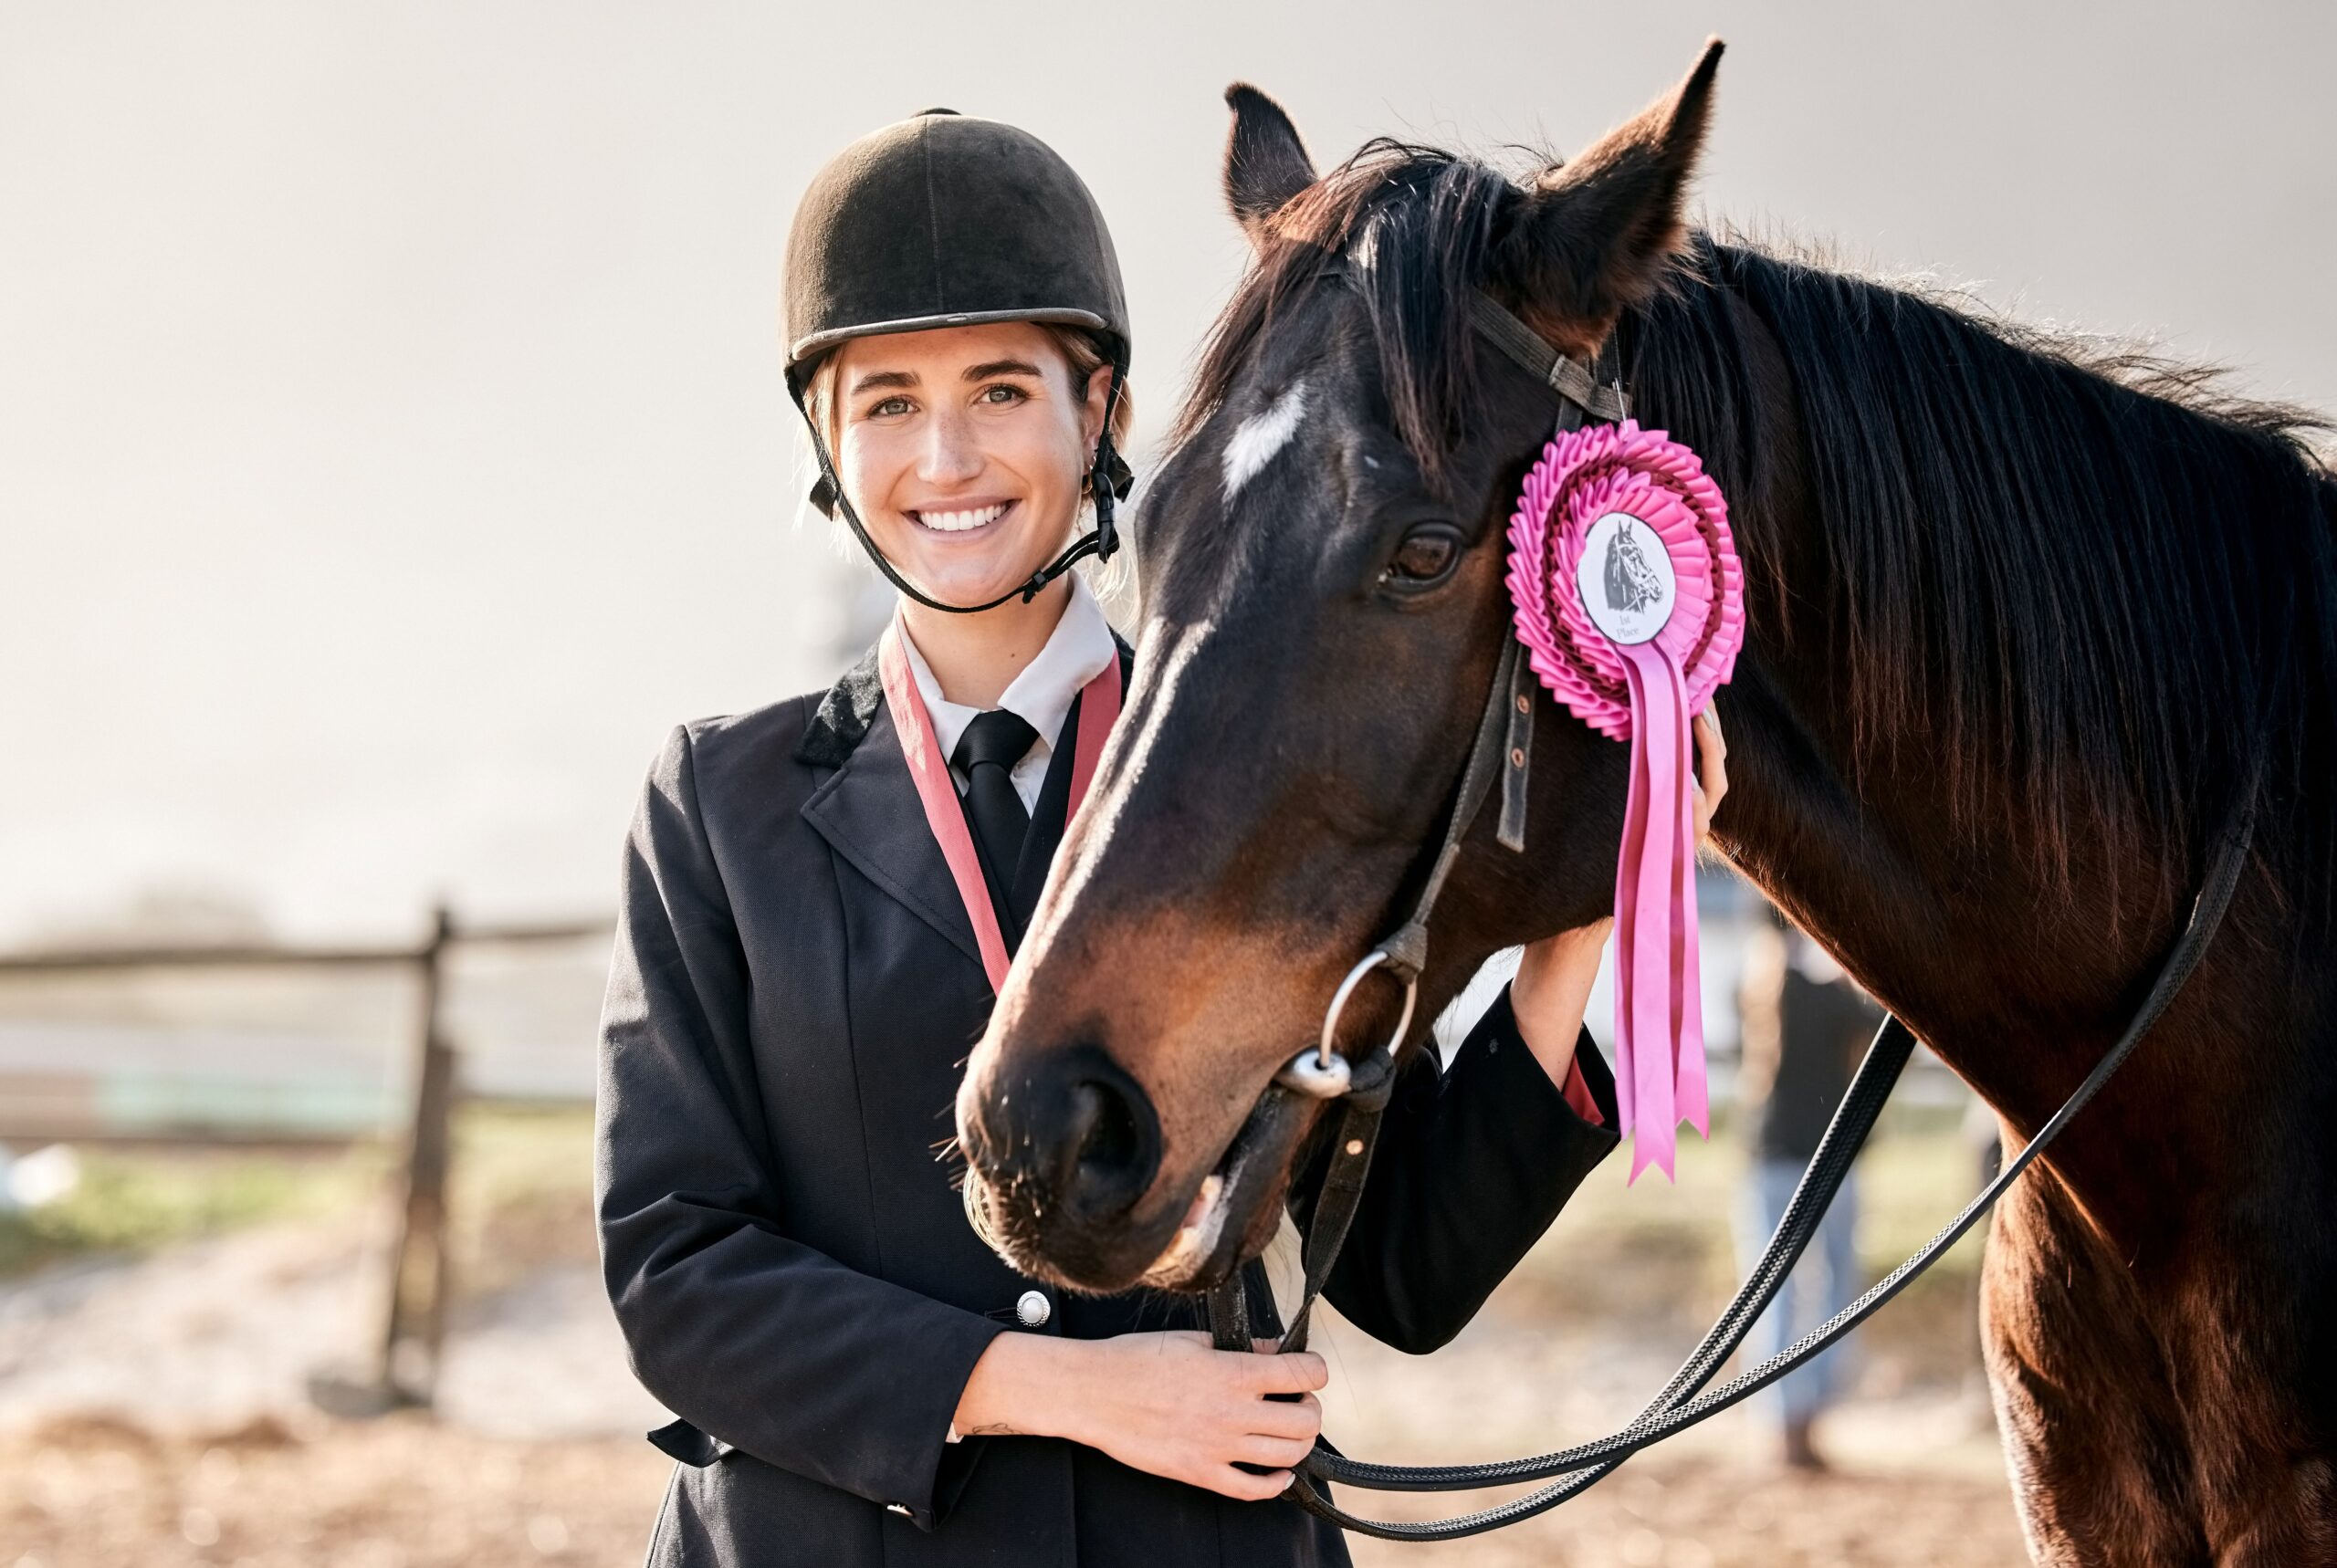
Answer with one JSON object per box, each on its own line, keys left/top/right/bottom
{"left": 591, "top": 109, "right": 1687, "bottom": 1567}
{"left": 1733, "top": 905, "right": 1883, "bottom": 1470}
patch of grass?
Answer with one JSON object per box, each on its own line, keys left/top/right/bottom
{"left": 0, "top": 1143, "right": 380, "bottom": 1278}
{"left": 0, "top": 1104, "right": 605, "bottom": 1289}
{"left": 447, "top": 1103, "right": 601, "bottom": 1295}
{"left": 452, "top": 1103, "right": 596, "bottom": 1210}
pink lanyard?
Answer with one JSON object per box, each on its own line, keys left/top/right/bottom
{"left": 877, "top": 621, "right": 1124, "bottom": 993}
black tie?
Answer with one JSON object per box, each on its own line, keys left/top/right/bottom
{"left": 952, "top": 708, "right": 1039, "bottom": 924}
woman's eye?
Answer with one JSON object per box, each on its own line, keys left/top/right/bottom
{"left": 978, "top": 383, "right": 1027, "bottom": 405}
{"left": 1381, "top": 525, "right": 1463, "bottom": 589}
{"left": 869, "top": 396, "right": 911, "bottom": 418}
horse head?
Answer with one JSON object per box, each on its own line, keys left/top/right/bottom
{"left": 956, "top": 44, "right": 1727, "bottom": 1293}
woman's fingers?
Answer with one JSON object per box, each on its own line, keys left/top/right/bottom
{"left": 1692, "top": 705, "right": 1729, "bottom": 841}
{"left": 1234, "top": 1432, "right": 1318, "bottom": 1469}
{"left": 1246, "top": 1390, "right": 1324, "bottom": 1441}
{"left": 1242, "top": 1349, "right": 1328, "bottom": 1396}
{"left": 1213, "top": 1466, "right": 1294, "bottom": 1502}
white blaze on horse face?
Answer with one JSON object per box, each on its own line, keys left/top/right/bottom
{"left": 1221, "top": 380, "right": 1310, "bottom": 505}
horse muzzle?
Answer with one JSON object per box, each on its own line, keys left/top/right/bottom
{"left": 957, "top": 1035, "right": 1331, "bottom": 1294}
{"left": 955, "top": 1041, "right": 1174, "bottom": 1289}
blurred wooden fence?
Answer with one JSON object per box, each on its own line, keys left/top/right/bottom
{"left": 0, "top": 907, "right": 610, "bottom": 1409}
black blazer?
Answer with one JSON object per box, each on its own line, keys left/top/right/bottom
{"left": 595, "top": 644, "right": 1621, "bottom": 1568}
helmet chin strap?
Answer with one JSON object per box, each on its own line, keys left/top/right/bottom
{"left": 799, "top": 359, "right": 1130, "bottom": 616}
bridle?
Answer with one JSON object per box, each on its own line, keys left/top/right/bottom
{"left": 1202, "top": 289, "right": 2265, "bottom": 1541}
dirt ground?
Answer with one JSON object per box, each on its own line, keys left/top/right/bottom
{"left": 0, "top": 1111, "right": 2034, "bottom": 1566}
{"left": 0, "top": 1410, "right": 2029, "bottom": 1568}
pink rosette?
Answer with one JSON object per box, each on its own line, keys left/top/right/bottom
{"left": 1504, "top": 420, "right": 1744, "bottom": 740}
{"left": 1505, "top": 419, "right": 1744, "bottom": 1182}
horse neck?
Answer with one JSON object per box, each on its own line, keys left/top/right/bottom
{"left": 1697, "top": 359, "right": 2165, "bottom": 1147}
{"left": 1713, "top": 640, "right": 2134, "bottom": 1081}
{"left": 1632, "top": 249, "right": 2337, "bottom": 1250}
{"left": 1624, "top": 277, "right": 2154, "bottom": 1111}
{"left": 1721, "top": 647, "right": 2220, "bottom": 1243}
{"left": 1706, "top": 464, "right": 2317, "bottom": 1257}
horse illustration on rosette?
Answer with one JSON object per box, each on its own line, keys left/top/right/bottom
{"left": 957, "top": 41, "right": 2337, "bottom": 1563}
{"left": 1602, "top": 516, "right": 1666, "bottom": 617}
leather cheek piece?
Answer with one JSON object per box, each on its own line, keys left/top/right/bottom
{"left": 1100, "top": 448, "right": 1135, "bottom": 499}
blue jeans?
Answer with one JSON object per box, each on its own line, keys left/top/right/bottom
{"left": 1734, "top": 1155, "right": 1860, "bottom": 1427}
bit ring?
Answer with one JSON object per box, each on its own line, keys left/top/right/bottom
{"left": 1277, "top": 950, "right": 1420, "bottom": 1099}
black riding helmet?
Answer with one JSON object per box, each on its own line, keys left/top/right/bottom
{"left": 784, "top": 109, "right": 1134, "bottom": 614}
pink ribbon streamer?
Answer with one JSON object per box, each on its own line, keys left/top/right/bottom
{"left": 1505, "top": 418, "right": 1742, "bottom": 1182}
{"left": 1614, "top": 642, "right": 1710, "bottom": 1180}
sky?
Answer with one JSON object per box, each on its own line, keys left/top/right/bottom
{"left": 2, "top": 0, "right": 2330, "bottom": 946}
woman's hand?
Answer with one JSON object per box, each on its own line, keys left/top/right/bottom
{"left": 953, "top": 1329, "right": 1326, "bottom": 1500}
{"left": 1510, "top": 704, "right": 1729, "bottom": 1086}
{"left": 1688, "top": 705, "right": 1727, "bottom": 841}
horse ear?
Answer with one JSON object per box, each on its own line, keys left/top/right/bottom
{"left": 1497, "top": 37, "right": 1723, "bottom": 350}
{"left": 1222, "top": 83, "right": 1316, "bottom": 247}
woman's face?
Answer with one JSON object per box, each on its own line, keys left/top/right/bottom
{"left": 832, "top": 322, "right": 1110, "bottom": 609}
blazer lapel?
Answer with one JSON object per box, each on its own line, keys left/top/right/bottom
{"left": 793, "top": 633, "right": 1137, "bottom": 979}
{"left": 797, "top": 651, "right": 988, "bottom": 974}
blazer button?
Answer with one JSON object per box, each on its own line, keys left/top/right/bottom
{"left": 1016, "top": 1289, "right": 1052, "bottom": 1328}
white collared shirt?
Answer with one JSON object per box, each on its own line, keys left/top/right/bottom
{"left": 896, "top": 572, "right": 1117, "bottom": 813}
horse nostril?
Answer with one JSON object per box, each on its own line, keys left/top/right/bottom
{"left": 1050, "top": 1056, "right": 1160, "bottom": 1223}
{"left": 1071, "top": 1082, "right": 1138, "bottom": 1180}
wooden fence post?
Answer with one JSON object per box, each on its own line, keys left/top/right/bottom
{"left": 377, "top": 903, "right": 457, "bottom": 1406}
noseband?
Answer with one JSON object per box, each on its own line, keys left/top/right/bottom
{"left": 1203, "top": 290, "right": 2265, "bottom": 1542}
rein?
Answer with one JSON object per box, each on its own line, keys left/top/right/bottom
{"left": 1203, "top": 294, "right": 2263, "bottom": 1540}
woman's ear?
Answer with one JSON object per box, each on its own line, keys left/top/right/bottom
{"left": 1080, "top": 362, "right": 1114, "bottom": 453}
{"left": 1493, "top": 37, "right": 1723, "bottom": 354}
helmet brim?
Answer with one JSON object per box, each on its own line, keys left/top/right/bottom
{"left": 787, "top": 307, "right": 1122, "bottom": 385}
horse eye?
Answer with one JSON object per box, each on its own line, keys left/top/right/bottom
{"left": 1381, "top": 525, "right": 1462, "bottom": 589}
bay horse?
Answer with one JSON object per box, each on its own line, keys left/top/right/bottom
{"left": 957, "top": 43, "right": 2337, "bottom": 1563}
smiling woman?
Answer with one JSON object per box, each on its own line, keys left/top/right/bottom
{"left": 805, "top": 320, "right": 1128, "bottom": 632}
{"left": 592, "top": 104, "right": 1648, "bottom": 1568}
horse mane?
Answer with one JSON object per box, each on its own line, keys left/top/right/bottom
{"left": 1181, "top": 140, "right": 2337, "bottom": 905}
